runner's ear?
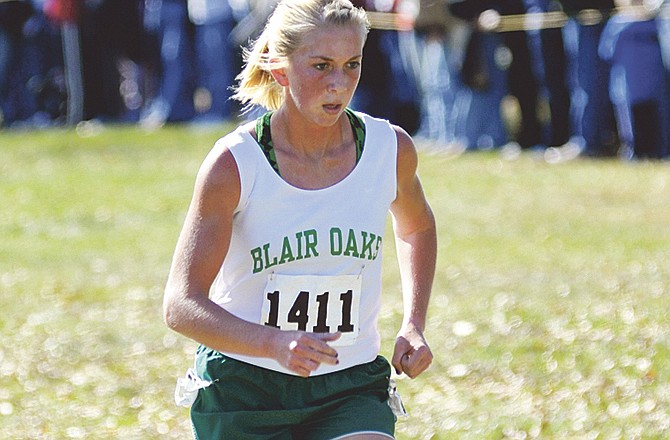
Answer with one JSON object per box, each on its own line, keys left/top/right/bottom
{"left": 271, "top": 67, "right": 289, "bottom": 87}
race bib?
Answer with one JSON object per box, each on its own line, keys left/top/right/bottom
{"left": 260, "top": 274, "right": 362, "bottom": 346}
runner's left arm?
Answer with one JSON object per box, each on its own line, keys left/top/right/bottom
{"left": 389, "top": 126, "right": 437, "bottom": 379}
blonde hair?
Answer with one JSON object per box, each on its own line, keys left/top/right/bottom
{"left": 231, "top": 0, "right": 370, "bottom": 111}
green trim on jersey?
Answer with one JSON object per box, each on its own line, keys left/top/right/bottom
{"left": 256, "top": 112, "right": 279, "bottom": 173}
{"left": 255, "top": 108, "right": 366, "bottom": 175}
{"left": 346, "top": 107, "right": 366, "bottom": 162}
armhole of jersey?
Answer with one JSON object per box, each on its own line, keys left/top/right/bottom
{"left": 360, "top": 113, "right": 399, "bottom": 200}
{"left": 215, "top": 133, "right": 252, "bottom": 215}
{"left": 254, "top": 108, "right": 366, "bottom": 175}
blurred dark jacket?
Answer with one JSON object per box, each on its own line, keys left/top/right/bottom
{"left": 0, "top": 0, "right": 33, "bottom": 35}
{"left": 559, "top": 0, "right": 615, "bottom": 14}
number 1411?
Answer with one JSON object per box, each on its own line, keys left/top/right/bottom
{"left": 264, "top": 290, "right": 355, "bottom": 333}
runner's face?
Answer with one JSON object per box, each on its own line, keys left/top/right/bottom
{"left": 280, "top": 24, "right": 365, "bottom": 125}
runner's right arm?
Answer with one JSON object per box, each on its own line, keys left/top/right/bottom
{"left": 163, "top": 139, "right": 339, "bottom": 377}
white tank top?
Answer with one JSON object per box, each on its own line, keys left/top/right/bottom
{"left": 211, "top": 112, "right": 398, "bottom": 376}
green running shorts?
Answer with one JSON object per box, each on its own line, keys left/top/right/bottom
{"left": 190, "top": 346, "right": 396, "bottom": 439}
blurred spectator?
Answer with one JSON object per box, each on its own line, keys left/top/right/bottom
{"left": 413, "top": 0, "right": 465, "bottom": 147}
{"left": 44, "top": 0, "right": 146, "bottom": 124}
{"left": 228, "top": 0, "right": 276, "bottom": 47}
{"left": 141, "top": 0, "right": 247, "bottom": 129}
{"left": 0, "top": 0, "right": 36, "bottom": 126}
{"left": 15, "top": 1, "right": 67, "bottom": 126}
{"left": 225, "top": 0, "right": 277, "bottom": 120}
{"left": 599, "top": 0, "right": 670, "bottom": 158}
{"left": 140, "top": 0, "right": 196, "bottom": 128}
{"left": 43, "top": 0, "right": 84, "bottom": 125}
{"left": 524, "top": 0, "right": 571, "bottom": 148}
{"left": 502, "top": 1, "right": 544, "bottom": 149}
{"left": 659, "top": 0, "right": 670, "bottom": 71}
{"left": 350, "top": 0, "right": 422, "bottom": 135}
{"left": 660, "top": 0, "right": 670, "bottom": 145}
{"left": 75, "top": 0, "right": 147, "bottom": 122}
{"left": 449, "top": 0, "right": 545, "bottom": 150}
{"left": 560, "top": 0, "right": 619, "bottom": 156}
{"left": 187, "top": 0, "right": 244, "bottom": 124}
{"left": 3, "top": 0, "right": 670, "bottom": 163}
{"left": 452, "top": 13, "right": 510, "bottom": 150}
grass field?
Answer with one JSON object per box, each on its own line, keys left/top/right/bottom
{"left": 1, "top": 123, "right": 669, "bottom": 439}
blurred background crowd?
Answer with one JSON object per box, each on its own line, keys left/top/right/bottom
{"left": 1, "top": 0, "right": 669, "bottom": 159}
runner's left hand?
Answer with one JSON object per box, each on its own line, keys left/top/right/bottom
{"left": 391, "top": 325, "right": 432, "bottom": 378}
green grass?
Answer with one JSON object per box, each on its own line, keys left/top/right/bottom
{"left": 1, "top": 124, "right": 669, "bottom": 439}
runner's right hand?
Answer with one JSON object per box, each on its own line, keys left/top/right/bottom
{"left": 271, "top": 331, "right": 341, "bottom": 377}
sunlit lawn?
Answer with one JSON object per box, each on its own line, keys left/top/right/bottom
{"left": 1, "top": 123, "right": 669, "bottom": 439}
